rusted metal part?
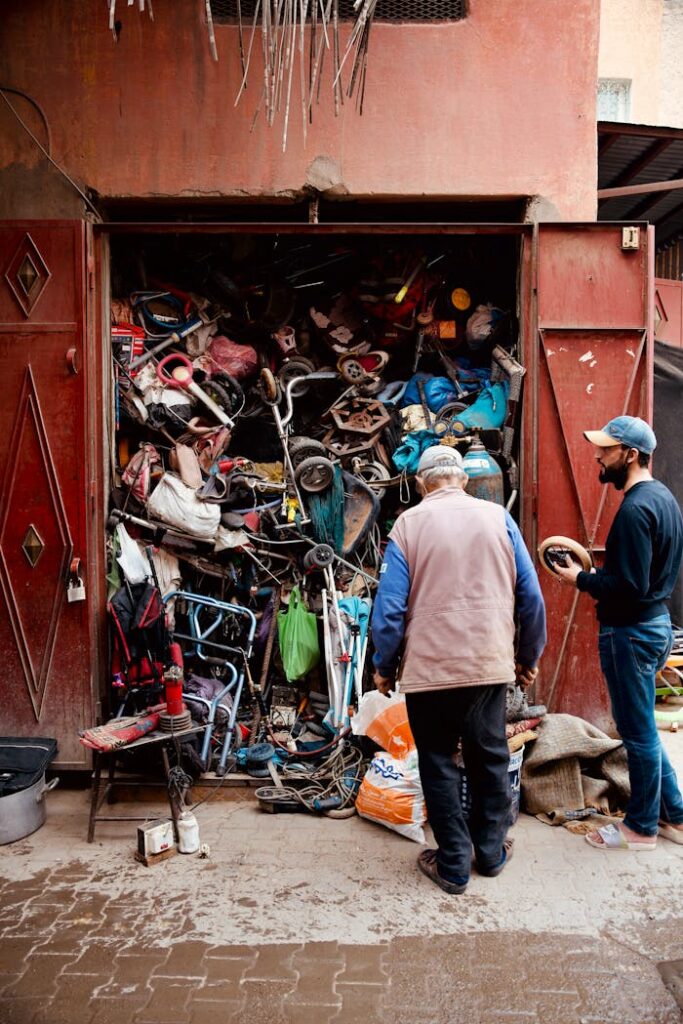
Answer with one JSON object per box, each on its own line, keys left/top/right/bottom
{"left": 322, "top": 427, "right": 382, "bottom": 460}
{"left": 329, "top": 396, "right": 390, "bottom": 436}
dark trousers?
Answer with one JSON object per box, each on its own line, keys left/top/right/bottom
{"left": 406, "top": 684, "right": 511, "bottom": 884}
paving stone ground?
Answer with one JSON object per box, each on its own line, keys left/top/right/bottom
{"left": 1, "top": 732, "right": 682, "bottom": 1023}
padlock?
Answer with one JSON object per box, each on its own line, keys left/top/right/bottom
{"left": 67, "top": 576, "right": 86, "bottom": 603}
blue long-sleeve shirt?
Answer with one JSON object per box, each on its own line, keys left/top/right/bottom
{"left": 372, "top": 511, "right": 546, "bottom": 679}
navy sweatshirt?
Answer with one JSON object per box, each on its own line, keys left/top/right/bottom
{"left": 576, "top": 480, "right": 683, "bottom": 626}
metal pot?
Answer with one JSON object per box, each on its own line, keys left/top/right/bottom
{"left": 0, "top": 773, "right": 59, "bottom": 845}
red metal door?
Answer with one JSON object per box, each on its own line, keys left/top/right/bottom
{"left": 527, "top": 224, "right": 652, "bottom": 731}
{"left": 654, "top": 278, "right": 683, "bottom": 349}
{"left": 0, "top": 221, "right": 97, "bottom": 767}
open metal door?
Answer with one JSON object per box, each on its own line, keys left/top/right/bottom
{"left": 0, "top": 221, "right": 100, "bottom": 767}
{"left": 654, "top": 278, "right": 683, "bottom": 349}
{"left": 529, "top": 223, "right": 652, "bottom": 731}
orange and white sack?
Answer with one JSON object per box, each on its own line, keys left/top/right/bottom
{"left": 356, "top": 750, "right": 427, "bottom": 844}
{"left": 351, "top": 690, "right": 416, "bottom": 759}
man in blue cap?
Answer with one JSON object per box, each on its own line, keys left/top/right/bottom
{"left": 554, "top": 416, "right": 683, "bottom": 850}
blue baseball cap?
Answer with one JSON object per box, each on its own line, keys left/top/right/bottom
{"left": 584, "top": 415, "right": 657, "bottom": 455}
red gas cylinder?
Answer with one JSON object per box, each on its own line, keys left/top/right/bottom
{"left": 164, "top": 644, "right": 185, "bottom": 716}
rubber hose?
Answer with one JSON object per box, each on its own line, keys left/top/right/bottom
{"left": 323, "top": 806, "right": 357, "bottom": 819}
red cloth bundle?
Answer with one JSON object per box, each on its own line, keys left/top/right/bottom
{"left": 79, "top": 704, "right": 166, "bottom": 751}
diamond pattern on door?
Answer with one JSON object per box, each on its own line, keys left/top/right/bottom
{"left": 22, "top": 524, "right": 45, "bottom": 568}
{"left": 4, "top": 233, "right": 51, "bottom": 317}
{"left": 0, "top": 366, "right": 72, "bottom": 718}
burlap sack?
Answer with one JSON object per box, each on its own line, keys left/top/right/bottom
{"left": 521, "top": 713, "right": 630, "bottom": 816}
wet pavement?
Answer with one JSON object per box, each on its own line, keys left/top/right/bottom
{"left": 1, "top": 731, "right": 682, "bottom": 1024}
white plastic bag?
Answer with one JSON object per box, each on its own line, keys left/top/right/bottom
{"left": 353, "top": 691, "right": 427, "bottom": 842}
{"left": 115, "top": 524, "right": 150, "bottom": 585}
{"left": 356, "top": 750, "right": 427, "bottom": 844}
{"left": 351, "top": 690, "right": 415, "bottom": 760}
{"left": 148, "top": 473, "right": 220, "bottom": 540}
{"left": 465, "top": 302, "right": 502, "bottom": 348}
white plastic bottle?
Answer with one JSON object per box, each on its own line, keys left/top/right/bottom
{"left": 177, "top": 811, "right": 200, "bottom": 854}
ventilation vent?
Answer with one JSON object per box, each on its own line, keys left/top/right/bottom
{"left": 210, "top": 1, "right": 467, "bottom": 22}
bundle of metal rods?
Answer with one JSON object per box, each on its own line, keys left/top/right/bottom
{"left": 233, "top": 0, "right": 377, "bottom": 150}
{"left": 106, "top": 1, "right": 379, "bottom": 149}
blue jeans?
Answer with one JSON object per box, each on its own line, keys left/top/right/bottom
{"left": 598, "top": 614, "right": 683, "bottom": 836}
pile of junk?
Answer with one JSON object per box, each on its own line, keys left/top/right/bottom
{"left": 100, "top": 233, "right": 530, "bottom": 824}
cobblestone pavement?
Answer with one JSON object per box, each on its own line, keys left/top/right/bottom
{"left": 1, "top": 732, "right": 682, "bottom": 1024}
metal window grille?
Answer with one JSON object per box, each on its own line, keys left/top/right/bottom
{"left": 210, "top": 1, "right": 467, "bottom": 22}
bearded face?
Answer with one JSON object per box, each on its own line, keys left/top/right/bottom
{"left": 596, "top": 445, "right": 632, "bottom": 490}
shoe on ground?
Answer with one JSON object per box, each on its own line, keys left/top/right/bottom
{"left": 584, "top": 823, "right": 656, "bottom": 850}
{"left": 659, "top": 821, "right": 683, "bottom": 845}
{"left": 477, "top": 837, "right": 514, "bottom": 877}
{"left": 417, "top": 848, "right": 468, "bottom": 894}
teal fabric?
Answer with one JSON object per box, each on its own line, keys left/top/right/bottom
{"left": 391, "top": 430, "right": 441, "bottom": 474}
{"left": 307, "top": 464, "right": 345, "bottom": 552}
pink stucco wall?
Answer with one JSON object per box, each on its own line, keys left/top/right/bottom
{"left": 0, "top": 0, "right": 598, "bottom": 218}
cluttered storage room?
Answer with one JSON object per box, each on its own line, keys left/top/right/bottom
{"left": 85, "top": 226, "right": 535, "bottom": 857}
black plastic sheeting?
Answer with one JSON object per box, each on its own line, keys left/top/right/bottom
{"left": 654, "top": 341, "right": 683, "bottom": 626}
{"left": 0, "top": 738, "right": 57, "bottom": 795}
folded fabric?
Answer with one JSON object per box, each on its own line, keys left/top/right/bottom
{"left": 183, "top": 674, "right": 232, "bottom": 725}
{"left": 537, "top": 808, "right": 624, "bottom": 835}
{"left": 79, "top": 705, "right": 165, "bottom": 751}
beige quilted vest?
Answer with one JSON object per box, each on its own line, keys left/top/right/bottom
{"left": 388, "top": 486, "right": 517, "bottom": 693}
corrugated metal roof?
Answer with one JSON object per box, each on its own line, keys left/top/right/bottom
{"left": 598, "top": 121, "right": 683, "bottom": 250}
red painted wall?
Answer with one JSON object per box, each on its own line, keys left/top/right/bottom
{"left": 0, "top": 0, "right": 598, "bottom": 216}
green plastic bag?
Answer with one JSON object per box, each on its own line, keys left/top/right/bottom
{"left": 277, "top": 587, "right": 320, "bottom": 682}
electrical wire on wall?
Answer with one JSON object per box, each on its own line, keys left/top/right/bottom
{"left": 0, "top": 86, "right": 100, "bottom": 218}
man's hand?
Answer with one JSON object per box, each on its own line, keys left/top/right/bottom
{"left": 373, "top": 671, "right": 393, "bottom": 696}
{"left": 515, "top": 663, "right": 538, "bottom": 690}
{"left": 553, "top": 556, "right": 582, "bottom": 587}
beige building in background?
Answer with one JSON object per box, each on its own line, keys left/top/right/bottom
{"left": 660, "top": 0, "right": 683, "bottom": 127}
{"left": 598, "top": 0, "right": 683, "bottom": 128}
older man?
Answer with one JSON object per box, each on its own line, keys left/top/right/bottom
{"left": 554, "top": 416, "right": 683, "bottom": 851}
{"left": 371, "top": 444, "right": 546, "bottom": 894}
